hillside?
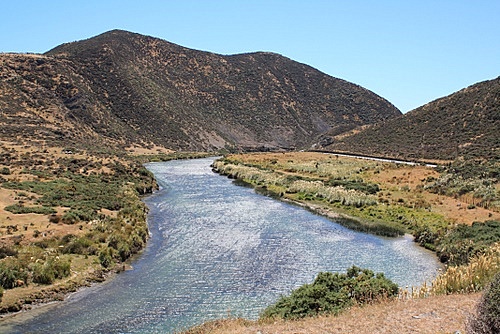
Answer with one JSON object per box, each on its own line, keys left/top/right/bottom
{"left": 1, "top": 30, "right": 401, "bottom": 153}
{"left": 319, "top": 77, "right": 500, "bottom": 161}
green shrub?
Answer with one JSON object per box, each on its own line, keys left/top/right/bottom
{"left": 129, "top": 233, "right": 144, "bottom": 253}
{"left": 98, "top": 249, "right": 113, "bottom": 268}
{"left": 467, "top": 272, "right": 500, "bottom": 333}
{"left": 117, "top": 242, "right": 131, "bottom": 262}
{"left": 51, "top": 258, "right": 71, "bottom": 279}
{"left": 436, "top": 220, "right": 500, "bottom": 265}
{"left": 0, "top": 167, "right": 10, "bottom": 175}
{"left": 261, "top": 266, "right": 398, "bottom": 319}
{"left": 4, "top": 204, "right": 56, "bottom": 215}
{"left": 0, "top": 262, "right": 27, "bottom": 289}
{"left": 30, "top": 257, "right": 71, "bottom": 284}
{"left": 62, "top": 208, "right": 96, "bottom": 224}
{"left": 30, "top": 262, "right": 55, "bottom": 284}
{"left": 62, "top": 237, "right": 96, "bottom": 255}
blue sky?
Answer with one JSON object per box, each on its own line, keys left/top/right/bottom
{"left": 1, "top": 0, "right": 499, "bottom": 113}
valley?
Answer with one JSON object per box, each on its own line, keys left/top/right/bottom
{"left": 0, "top": 29, "right": 498, "bottom": 333}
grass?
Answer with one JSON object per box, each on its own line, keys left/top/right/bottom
{"left": 431, "top": 243, "right": 500, "bottom": 295}
{"left": 211, "top": 151, "right": 500, "bottom": 320}
{"left": 212, "top": 153, "right": 452, "bottom": 238}
{"left": 213, "top": 152, "right": 499, "bottom": 246}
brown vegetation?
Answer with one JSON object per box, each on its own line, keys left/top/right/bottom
{"left": 320, "top": 76, "right": 500, "bottom": 161}
{"left": 184, "top": 293, "right": 481, "bottom": 334}
{"left": 1, "top": 30, "right": 401, "bottom": 155}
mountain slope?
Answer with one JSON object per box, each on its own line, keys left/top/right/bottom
{"left": 321, "top": 77, "right": 500, "bottom": 160}
{"left": 1, "top": 30, "right": 401, "bottom": 152}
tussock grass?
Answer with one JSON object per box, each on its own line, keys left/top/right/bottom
{"left": 431, "top": 243, "right": 500, "bottom": 295}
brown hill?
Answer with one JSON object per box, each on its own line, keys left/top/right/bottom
{"left": 1, "top": 30, "right": 401, "bottom": 152}
{"left": 320, "top": 77, "right": 500, "bottom": 161}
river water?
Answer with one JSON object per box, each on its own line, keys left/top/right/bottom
{"left": 1, "top": 157, "right": 440, "bottom": 333}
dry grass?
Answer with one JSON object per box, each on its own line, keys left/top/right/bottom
{"left": 183, "top": 293, "right": 481, "bottom": 334}
{"left": 0, "top": 142, "right": 108, "bottom": 247}
{"left": 0, "top": 139, "right": 148, "bottom": 312}
{"left": 431, "top": 243, "right": 500, "bottom": 295}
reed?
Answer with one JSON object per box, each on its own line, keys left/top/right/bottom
{"left": 288, "top": 179, "right": 378, "bottom": 207}
{"left": 431, "top": 243, "right": 500, "bottom": 295}
{"left": 213, "top": 160, "right": 378, "bottom": 207}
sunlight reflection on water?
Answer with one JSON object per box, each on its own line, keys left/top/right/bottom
{"left": 2, "top": 157, "right": 441, "bottom": 334}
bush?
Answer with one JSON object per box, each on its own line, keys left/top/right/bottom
{"left": 30, "top": 257, "right": 71, "bottom": 284}
{"left": 30, "top": 262, "right": 54, "bottom": 284}
{"left": 117, "top": 242, "right": 130, "bottom": 262}
{"left": 436, "top": 220, "right": 500, "bottom": 265}
{"left": 467, "top": 272, "right": 500, "bottom": 333}
{"left": 261, "top": 266, "right": 398, "bottom": 319}
{"left": 4, "top": 204, "right": 56, "bottom": 215}
{"left": 49, "top": 214, "right": 62, "bottom": 224}
{"left": 62, "top": 237, "right": 96, "bottom": 255}
{"left": 0, "top": 261, "right": 28, "bottom": 289}
{"left": 98, "top": 249, "right": 113, "bottom": 268}
{"left": 62, "top": 208, "right": 96, "bottom": 224}
{"left": 0, "top": 246, "right": 18, "bottom": 259}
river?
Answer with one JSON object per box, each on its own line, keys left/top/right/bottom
{"left": 1, "top": 157, "right": 440, "bottom": 333}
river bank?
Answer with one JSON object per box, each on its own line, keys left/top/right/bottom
{"left": 0, "top": 145, "right": 161, "bottom": 316}
{"left": 0, "top": 157, "right": 442, "bottom": 333}
{"left": 212, "top": 152, "right": 500, "bottom": 246}
{"left": 1, "top": 153, "right": 496, "bottom": 332}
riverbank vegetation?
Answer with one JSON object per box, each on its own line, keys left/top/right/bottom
{"left": 212, "top": 152, "right": 500, "bottom": 291}
{"left": 182, "top": 151, "right": 500, "bottom": 333}
{"left": 261, "top": 266, "right": 399, "bottom": 320}
{"left": 0, "top": 142, "right": 198, "bottom": 313}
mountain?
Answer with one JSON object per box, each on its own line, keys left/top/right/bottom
{"left": 0, "top": 30, "right": 401, "bottom": 152}
{"left": 320, "top": 77, "right": 500, "bottom": 161}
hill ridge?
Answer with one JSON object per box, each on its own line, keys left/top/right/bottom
{"left": 1, "top": 29, "right": 401, "bottom": 152}
{"left": 320, "top": 76, "right": 500, "bottom": 160}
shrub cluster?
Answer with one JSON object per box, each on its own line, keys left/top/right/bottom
{"left": 467, "top": 272, "right": 500, "bottom": 334}
{"left": 0, "top": 156, "right": 155, "bottom": 292}
{"left": 261, "top": 266, "right": 398, "bottom": 319}
{"left": 432, "top": 243, "right": 500, "bottom": 295}
{"left": 436, "top": 220, "right": 500, "bottom": 266}
{"left": 2, "top": 158, "right": 156, "bottom": 223}
{"left": 4, "top": 204, "right": 56, "bottom": 215}
{"left": 0, "top": 255, "right": 70, "bottom": 287}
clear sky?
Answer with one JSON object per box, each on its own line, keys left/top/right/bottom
{"left": 1, "top": 0, "right": 499, "bottom": 113}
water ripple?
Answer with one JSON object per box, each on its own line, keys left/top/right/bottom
{"left": 2, "top": 157, "right": 441, "bottom": 334}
